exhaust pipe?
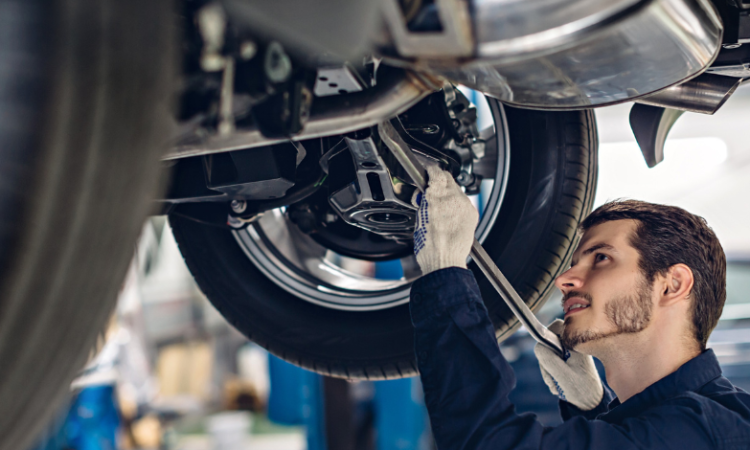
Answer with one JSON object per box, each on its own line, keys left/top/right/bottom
{"left": 635, "top": 73, "right": 742, "bottom": 115}
{"left": 164, "top": 68, "right": 441, "bottom": 160}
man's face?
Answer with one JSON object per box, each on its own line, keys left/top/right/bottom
{"left": 554, "top": 220, "right": 654, "bottom": 353}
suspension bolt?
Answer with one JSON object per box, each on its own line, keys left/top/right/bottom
{"left": 456, "top": 171, "right": 474, "bottom": 187}
{"left": 240, "top": 41, "right": 257, "bottom": 60}
{"left": 227, "top": 215, "right": 246, "bottom": 229}
{"left": 230, "top": 199, "right": 247, "bottom": 214}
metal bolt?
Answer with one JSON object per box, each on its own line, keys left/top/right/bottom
{"left": 456, "top": 171, "right": 474, "bottom": 187}
{"left": 230, "top": 199, "right": 247, "bottom": 214}
{"left": 227, "top": 215, "right": 245, "bottom": 229}
{"left": 240, "top": 41, "right": 257, "bottom": 60}
{"left": 201, "top": 54, "right": 225, "bottom": 72}
{"left": 722, "top": 43, "right": 742, "bottom": 49}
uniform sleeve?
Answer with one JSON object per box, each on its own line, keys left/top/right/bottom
{"left": 409, "top": 268, "right": 717, "bottom": 450}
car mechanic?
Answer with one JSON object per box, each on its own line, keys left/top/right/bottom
{"left": 409, "top": 165, "right": 750, "bottom": 449}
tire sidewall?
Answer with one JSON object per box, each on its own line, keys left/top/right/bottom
{"left": 170, "top": 104, "right": 598, "bottom": 378}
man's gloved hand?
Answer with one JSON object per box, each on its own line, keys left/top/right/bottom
{"left": 412, "top": 165, "right": 478, "bottom": 275}
{"left": 533, "top": 319, "right": 604, "bottom": 411}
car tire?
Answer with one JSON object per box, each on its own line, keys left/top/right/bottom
{"left": 0, "top": 1, "right": 175, "bottom": 448}
{"left": 169, "top": 104, "right": 597, "bottom": 379}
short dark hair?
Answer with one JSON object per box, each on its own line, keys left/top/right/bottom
{"left": 580, "top": 200, "right": 726, "bottom": 349}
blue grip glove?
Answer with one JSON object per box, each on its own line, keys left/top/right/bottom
{"left": 412, "top": 165, "right": 478, "bottom": 275}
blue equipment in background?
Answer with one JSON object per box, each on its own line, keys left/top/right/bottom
{"left": 373, "top": 378, "right": 429, "bottom": 450}
{"left": 268, "top": 354, "right": 430, "bottom": 450}
{"left": 267, "top": 354, "right": 327, "bottom": 450}
{"left": 30, "top": 385, "right": 121, "bottom": 450}
{"left": 266, "top": 258, "right": 430, "bottom": 449}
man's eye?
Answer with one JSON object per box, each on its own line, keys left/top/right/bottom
{"left": 594, "top": 253, "right": 609, "bottom": 263}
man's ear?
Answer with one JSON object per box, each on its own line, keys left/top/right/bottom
{"left": 660, "top": 264, "right": 694, "bottom": 307}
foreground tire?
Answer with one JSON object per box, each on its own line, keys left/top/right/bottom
{"left": 170, "top": 104, "right": 597, "bottom": 379}
{"left": 0, "top": 1, "right": 174, "bottom": 448}
{"left": 478, "top": 107, "right": 598, "bottom": 341}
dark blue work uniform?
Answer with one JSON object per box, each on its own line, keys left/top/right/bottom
{"left": 410, "top": 268, "right": 750, "bottom": 450}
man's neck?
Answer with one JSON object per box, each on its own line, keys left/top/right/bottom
{"left": 592, "top": 329, "right": 701, "bottom": 403}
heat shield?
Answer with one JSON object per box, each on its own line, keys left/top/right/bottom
{"left": 417, "top": 0, "right": 723, "bottom": 109}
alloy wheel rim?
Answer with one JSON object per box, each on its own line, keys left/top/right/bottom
{"left": 233, "top": 97, "right": 510, "bottom": 311}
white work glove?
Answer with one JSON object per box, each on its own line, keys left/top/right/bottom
{"left": 412, "top": 165, "right": 478, "bottom": 275}
{"left": 533, "top": 319, "right": 604, "bottom": 411}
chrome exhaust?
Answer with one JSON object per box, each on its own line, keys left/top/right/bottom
{"left": 381, "top": 0, "right": 723, "bottom": 110}
{"left": 635, "top": 73, "right": 742, "bottom": 115}
{"left": 164, "top": 68, "right": 441, "bottom": 160}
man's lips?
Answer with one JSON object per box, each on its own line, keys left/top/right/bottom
{"left": 563, "top": 296, "right": 591, "bottom": 317}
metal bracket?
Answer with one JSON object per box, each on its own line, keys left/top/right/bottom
{"left": 381, "top": 0, "right": 474, "bottom": 57}
{"left": 629, "top": 104, "right": 685, "bottom": 168}
{"left": 314, "top": 66, "right": 365, "bottom": 97}
{"left": 635, "top": 73, "right": 741, "bottom": 115}
{"left": 328, "top": 134, "right": 417, "bottom": 242}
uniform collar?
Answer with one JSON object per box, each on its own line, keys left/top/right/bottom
{"left": 602, "top": 349, "right": 722, "bottom": 422}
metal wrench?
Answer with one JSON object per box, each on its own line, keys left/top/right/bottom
{"left": 378, "top": 121, "right": 568, "bottom": 359}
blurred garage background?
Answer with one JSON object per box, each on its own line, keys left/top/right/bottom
{"left": 29, "top": 83, "right": 750, "bottom": 450}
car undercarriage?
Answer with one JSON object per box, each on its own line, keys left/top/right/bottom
{"left": 2, "top": 0, "right": 750, "bottom": 448}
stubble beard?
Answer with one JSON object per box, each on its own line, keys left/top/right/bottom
{"left": 561, "top": 278, "right": 653, "bottom": 350}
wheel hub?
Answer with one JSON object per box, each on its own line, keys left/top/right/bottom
{"left": 325, "top": 86, "right": 484, "bottom": 248}
{"left": 327, "top": 133, "right": 418, "bottom": 244}
{"left": 232, "top": 95, "right": 510, "bottom": 310}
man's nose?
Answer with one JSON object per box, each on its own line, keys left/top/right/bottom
{"left": 555, "top": 266, "right": 584, "bottom": 291}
